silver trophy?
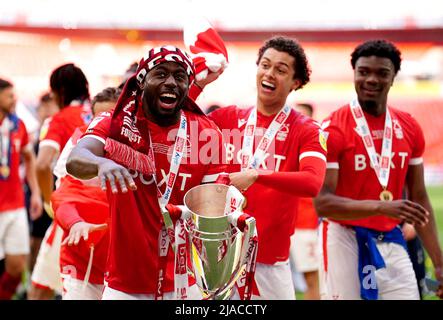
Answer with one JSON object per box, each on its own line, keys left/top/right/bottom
{"left": 163, "top": 183, "right": 257, "bottom": 300}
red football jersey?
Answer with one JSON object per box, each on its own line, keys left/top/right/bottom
{"left": 209, "top": 105, "right": 327, "bottom": 264}
{"left": 323, "top": 105, "right": 425, "bottom": 231}
{"left": 39, "top": 104, "right": 91, "bottom": 152}
{"left": 83, "top": 110, "right": 225, "bottom": 294}
{"left": 295, "top": 198, "right": 319, "bottom": 230}
{"left": 0, "top": 118, "right": 29, "bottom": 212}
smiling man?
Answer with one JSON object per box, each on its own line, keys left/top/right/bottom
{"left": 207, "top": 36, "right": 327, "bottom": 299}
{"left": 66, "top": 46, "right": 225, "bottom": 299}
{"left": 315, "top": 39, "right": 443, "bottom": 300}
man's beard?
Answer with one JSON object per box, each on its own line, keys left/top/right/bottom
{"left": 361, "top": 99, "right": 377, "bottom": 111}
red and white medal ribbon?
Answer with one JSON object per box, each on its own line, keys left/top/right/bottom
{"left": 241, "top": 105, "right": 291, "bottom": 171}
{"left": 224, "top": 186, "right": 246, "bottom": 216}
{"left": 174, "top": 217, "right": 189, "bottom": 300}
{"left": 150, "top": 111, "right": 189, "bottom": 300}
{"left": 0, "top": 117, "right": 11, "bottom": 179}
{"left": 350, "top": 99, "right": 393, "bottom": 191}
{"left": 229, "top": 211, "right": 258, "bottom": 300}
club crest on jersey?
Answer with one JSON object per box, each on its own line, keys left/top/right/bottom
{"left": 393, "top": 119, "right": 404, "bottom": 139}
{"left": 319, "top": 129, "right": 328, "bottom": 152}
{"left": 276, "top": 124, "right": 289, "bottom": 142}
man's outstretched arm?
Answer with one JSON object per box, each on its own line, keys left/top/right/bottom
{"left": 66, "top": 137, "right": 136, "bottom": 193}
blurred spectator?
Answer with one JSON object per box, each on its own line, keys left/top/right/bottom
{"left": 28, "top": 93, "right": 59, "bottom": 276}
{"left": 53, "top": 86, "right": 119, "bottom": 300}
{"left": 0, "top": 78, "right": 42, "bottom": 299}
{"left": 36, "top": 93, "right": 59, "bottom": 124}
{"left": 118, "top": 62, "right": 138, "bottom": 89}
{"left": 29, "top": 63, "right": 91, "bottom": 300}
{"left": 290, "top": 102, "right": 320, "bottom": 300}
{"left": 205, "top": 104, "right": 221, "bottom": 115}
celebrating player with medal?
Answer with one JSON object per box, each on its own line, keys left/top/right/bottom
{"left": 315, "top": 40, "right": 443, "bottom": 300}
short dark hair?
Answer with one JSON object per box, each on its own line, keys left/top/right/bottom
{"left": 205, "top": 104, "right": 221, "bottom": 114}
{"left": 49, "top": 63, "right": 90, "bottom": 107}
{"left": 91, "top": 87, "right": 121, "bottom": 114}
{"left": 296, "top": 103, "right": 314, "bottom": 117}
{"left": 351, "top": 39, "right": 402, "bottom": 74}
{"left": 0, "top": 78, "right": 13, "bottom": 92}
{"left": 256, "top": 36, "right": 311, "bottom": 90}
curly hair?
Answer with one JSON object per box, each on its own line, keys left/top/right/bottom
{"left": 256, "top": 36, "right": 311, "bottom": 90}
{"left": 91, "top": 87, "right": 121, "bottom": 115}
{"left": 49, "top": 63, "right": 90, "bottom": 108}
{"left": 351, "top": 39, "right": 402, "bottom": 74}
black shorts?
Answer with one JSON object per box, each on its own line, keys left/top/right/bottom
{"left": 30, "top": 211, "right": 53, "bottom": 238}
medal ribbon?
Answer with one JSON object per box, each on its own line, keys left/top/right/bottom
{"left": 241, "top": 105, "right": 291, "bottom": 171}
{"left": 0, "top": 116, "right": 12, "bottom": 180}
{"left": 350, "top": 99, "right": 393, "bottom": 191}
{"left": 150, "top": 111, "right": 189, "bottom": 300}
{"left": 230, "top": 213, "right": 258, "bottom": 300}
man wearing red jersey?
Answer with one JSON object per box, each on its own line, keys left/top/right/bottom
{"left": 315, "top": 40, "right": 443, "bottom": 300}
{"left": 0, "top": 79, "right": 42, "bottom": 299}
{"left": 52, "top": 87, "right": 120, "bottom": 300}
{"left": 67, "top": 46, "right": 225, "bottom": 299}
{"left": 29, "top": 64, "right": 91, "bottom": 299}
{"left": 208, "top": 37, "right": 327, "bottom": 299}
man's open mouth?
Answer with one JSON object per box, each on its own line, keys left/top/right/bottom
{"left": 159, "top": 92, "right": 178, "bottom": 104}
{"left": 261, "top": 80, "right": 276, "bottom": 91}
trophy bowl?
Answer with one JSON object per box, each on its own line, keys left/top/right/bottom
{"left": 183, "top": 183, "right": 247, "bottom": 300}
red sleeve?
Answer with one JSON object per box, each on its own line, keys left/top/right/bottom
{"left": 19, "top": 120, "right": 29, "bottom": 150}
{"left": 256, "top": 156, "right": 326, "bottom": 197}
{"left": 188, "top": 84, "right": 203, "bottom": 101}
{"left": 40, "top": 114, "right": 66, "bottom": 151}
{"left": 81, "top": 111, "right": 112, "bottom": 142}
{"left": 322, "top": 115, "right": 346, "bottom": 166}
{"left": 298, "top": 119, "right": 328, "bottom": 161}
{"left": 409, "top": 116, "right": 425, "bottom": 159}
{"left": 54, "top": 202, "right": 84, "bottom": 232}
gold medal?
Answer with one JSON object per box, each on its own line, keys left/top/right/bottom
{"left": 379, "top": 189, "right": 393, "bottom": 201}
{"left": 0, "top": 165, "right": 10, "bottom": 178}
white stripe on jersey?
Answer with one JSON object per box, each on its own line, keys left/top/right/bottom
{"left": 39, "top": 139, "right": 61, "bottom": 152}
{"left": 299, "top": 151, "right": 326, "bottom": 162}
{"left": 327, "top": 162, "right": 339, "bottom": 169}
{"left": 80, "top": 135, "right": 106, "bottom": 145}
{"left": 409, "top": 157, "right": 423, "bottom": 165}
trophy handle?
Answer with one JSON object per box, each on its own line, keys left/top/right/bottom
{"left": 162, "top": 204, "right": 191, "bottom": 253}
{"left": 228, "top": 211, "right": 257, "bottom": 268}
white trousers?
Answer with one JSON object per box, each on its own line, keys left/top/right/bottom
{"left": 319, "top": 220, "right": 419, "bottom": 300}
